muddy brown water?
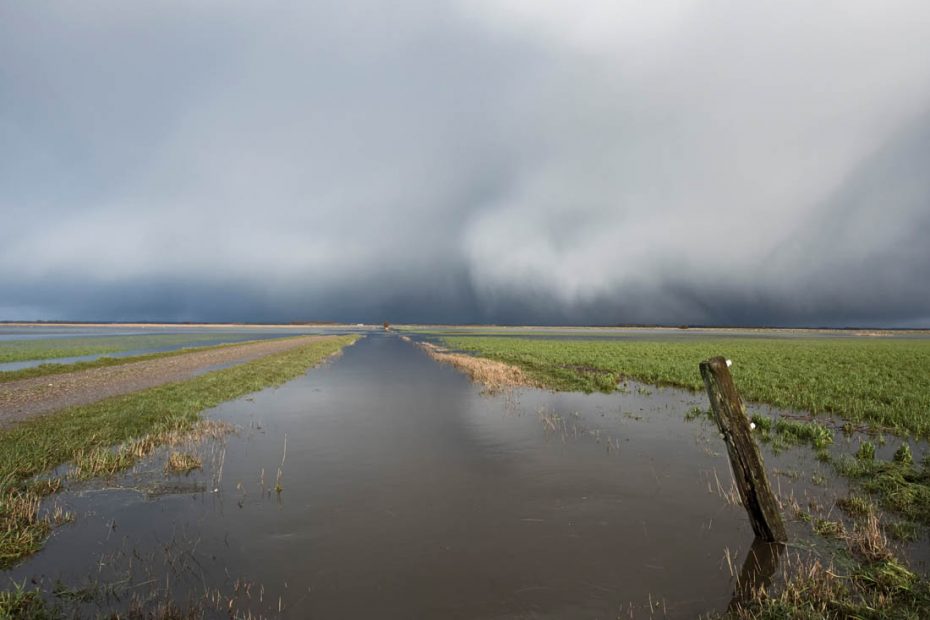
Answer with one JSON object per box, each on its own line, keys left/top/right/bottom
{"left": 4, "top": 334, "right": 925, "bottom": 618}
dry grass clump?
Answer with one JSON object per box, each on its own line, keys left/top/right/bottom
{"left": 846, "top": 510, "right": 892, "bottom": 563}
{"left": 416, "top": 342, "right": 538, "bottom": 393}
{"left": 164, "top": 452, "right": 202, "bottom": 475}
{"left": 0, "top": 583, "right": 50, "bottom": 618}
{"left": 0, "top": 487, "right": 49, "bottom": 568}
{"left": 163, "top": 419, "right": 234, "bottom": 444}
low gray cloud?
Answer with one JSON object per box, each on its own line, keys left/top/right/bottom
{"left": 2, "top": 1, "right": 929, "bottom": 326}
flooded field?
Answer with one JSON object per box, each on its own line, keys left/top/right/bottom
{"left": 6, "top": 332, "right": 922, "bottom": 618}
{"left": 0, "top": 325, "right": 367, "bottom": 372}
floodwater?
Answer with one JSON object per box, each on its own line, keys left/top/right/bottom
{"left": 0, "top": 325, "right": 370, "bottom": 342}
{"left": 3, "top": 334, "right": 921, "bottom": 618}
{"left": 0, "top": 325, "right": 366, "bottom": 371}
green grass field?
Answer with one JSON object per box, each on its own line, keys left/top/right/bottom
{"left": 0, "top": 339, "right": 271, "bottom": 383}
{"left": 441, "top": 336, "right": 930, "bottom": 437}
{"left": 0, "top": 333, "right": 248, "bottom": 364}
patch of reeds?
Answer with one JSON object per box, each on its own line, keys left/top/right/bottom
{"left": 71, "top": 420, "right": 231, "bottom": 480}
{"left": 0, "top": 480, "right": 71, "bottom": 570}
{"left": 164, "top": 452, "right": 202, "bottom": 476}
{"left": 0, "top": 486, "right": 50, "bottom": 570}
{"left": 415, "top": 341, "right": 539, "bottom": 393}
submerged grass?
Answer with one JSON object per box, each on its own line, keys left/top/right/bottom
{"left": 0, "top": 334, "right": 359, "bottom": 569}
{"left": 441, "top": 336, "right": 930, "bottom": 437}
{"left": 0, "top": 334, "right": 236, "bottom": 364}
{"left": 832, "top": 447, "right": 930, "bottom": 525}
{"left": 163, "top": 451, "right": 202, "bottom": 475}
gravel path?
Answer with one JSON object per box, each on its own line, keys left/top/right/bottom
{"left": 0, "top": 335, "right": 329, "bottom": 427}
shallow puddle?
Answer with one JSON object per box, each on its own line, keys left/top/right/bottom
{"left": 4, "top": 334, "right": 926, "bottom": 617}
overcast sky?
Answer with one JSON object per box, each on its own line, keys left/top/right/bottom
{"left": 2, "top": 1, "right": 930, "bottom": 326}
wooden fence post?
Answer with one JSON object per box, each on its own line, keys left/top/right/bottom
{"left": 700, "top": 356, "right": 787, "bottom": 542}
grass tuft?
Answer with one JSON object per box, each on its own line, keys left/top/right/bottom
{"left": 750, "top": 414, "right": 833, "bottom": 451}
{"left": 856, "top": 441, "right": 876, "bottom": 461}
{"left": 0, "top": 581, "right": 57, "bottom": 619}
{"left": 165, "top": 451, "right": 202, "bottom": 475}
{"left": 894, "top": 442, "right": 913, "bottom": 465}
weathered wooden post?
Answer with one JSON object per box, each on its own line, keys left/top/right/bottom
{"left": 700, "top": 356, "right": 787, "bottom": 542}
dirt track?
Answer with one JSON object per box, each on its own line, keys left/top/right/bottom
{"left": 0, "top": 336, "right": 328, "bottom": 427}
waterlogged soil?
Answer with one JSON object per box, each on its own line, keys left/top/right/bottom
{"left": 0, "top": 336, "right": 332, "bottom": 426}
{"left": 4, "top": 335, "right": 928, "bottom": 618}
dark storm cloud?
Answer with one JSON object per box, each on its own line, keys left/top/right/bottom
{"left": 2, "top": 1, "right": 930, "bottom": 326}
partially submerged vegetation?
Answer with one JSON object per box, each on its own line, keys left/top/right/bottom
{"left": 440, "top": 336, "right": 930, "bottom": 437}
{"left": 737, "top": 416, "right": 930, "bottom": 616}
{"left": 68, "top": 420, "right": 228, "bottom": 480}
{"left": 0, "top": 580, "right": 253, "bottom": 619}
{"left": 0, "top": 334, "right": 359, "bottom": 569}
{"left": 744, "top": 415, "right": 929, "bottom": 527}
{"left": 164, "top": 450, "right": 203, "bottom": 475}
{"left": 749, "top": 414, "right": 834, "bottom": 452}
{"left": 0, "top": 333, "right": 234, "bottom": 364}
{"left": 0, "top": 582, "right": 52, "bottom": 619}
{"left": 832, "top": 444, "right": 930, "bottom": 526}
{"left": 730, "top": 508, "right": 930, "bottom": 619}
